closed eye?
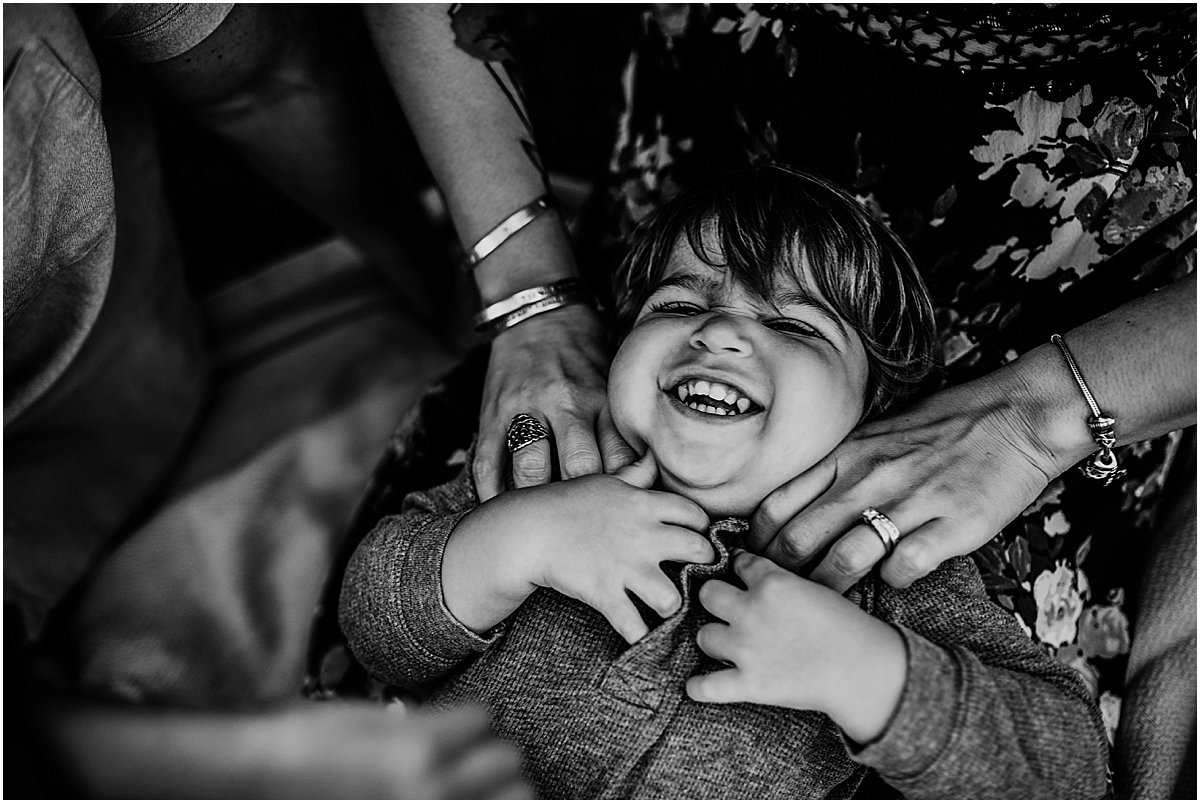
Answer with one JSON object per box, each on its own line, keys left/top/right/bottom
{"left": 648, "top": 300, "right": 705, "bottom": 316}
{"left": 763, "top": 317, "right": 825, "bottom": 339}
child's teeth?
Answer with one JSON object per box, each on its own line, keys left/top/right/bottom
{"left": 677, "top": 385, "right": 688, "bottom": 401}
{"left": 736, "top": 397, "right": 750, "bottom": 413}
{"left": 693, "top": 380, "right": 711, "bottom": 398}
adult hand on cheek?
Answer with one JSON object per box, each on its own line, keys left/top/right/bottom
{"left": 747, "top": 364, "right": 1070, "bottom": 593}
{"left": 687, "top": 551, "right": 906, "bottom": 744}
{"left": 475, "top": 305, "right": 638, "bottom": 499}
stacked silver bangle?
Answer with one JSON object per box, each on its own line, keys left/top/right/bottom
{"left": 463, "top": 193, "right": 593, "bottom": 338}
{"left": 473, "top": 278, "right": 591, "bottom": 337}
{"left": 460, "top": 194, "right": 555, "bottom": 273}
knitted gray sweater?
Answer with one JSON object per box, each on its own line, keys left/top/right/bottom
{"left": 340, "top": 467, "right": 1108, "bottom": 799}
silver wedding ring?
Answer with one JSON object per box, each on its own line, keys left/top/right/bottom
{"left": 506, "top": 413, "right": 550, "bottom": 454}
{"left": 861, "top": 507, "right": 901, "bottom": 556}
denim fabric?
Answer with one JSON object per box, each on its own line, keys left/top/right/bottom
{"left": 341, "top": 460, "right": 1110, "bottom": 798}
{"left": 80, "top": 3, "right": 234, "bottom": 64}
{"left": 3, "top": 5, "right": 207, "bottom": 639}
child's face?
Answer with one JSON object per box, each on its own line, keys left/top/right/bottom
{"left": 608, "top": 235, "right": 870, "bottom": 517}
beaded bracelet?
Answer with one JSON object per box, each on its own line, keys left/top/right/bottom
{"left": 1050, "top": 334, "right": 1126, "bottom": 485}
{"left": 460, "top": 194, "right": 555, "bottom": 273}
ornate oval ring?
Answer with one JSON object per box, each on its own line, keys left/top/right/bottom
{"left": 506, "top": 413, "right": 550, "bottom": 454}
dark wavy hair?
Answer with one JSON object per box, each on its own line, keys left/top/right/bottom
{"left": 611, "top": 165, "right": 939, "bottom": 416}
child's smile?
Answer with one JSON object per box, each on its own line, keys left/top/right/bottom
{"left": 663, "top": 374, "right": 764, "bottom": 420}
{"left": 608, "top": 234, "right": 869, "bottom": 516}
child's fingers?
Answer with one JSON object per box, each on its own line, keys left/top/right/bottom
{"left": 651, "top": 491, "right": 710, "bottom": 532}
{"left": 696, "top": 579, "right": 742, "bottom": 621}
{"left": 685, "top": 668, "right": 745, "bottom": 704}
{"left": 694, "top": 622, "right": 736, "bottom": 662}
{"left": 612, "top": 450, "right": 658, "bottom": 489}
{"left": 629, "top": 570, "right": 682, "bottom": 619}
{"left": 600, "top": 596, "right": 650, "bottom": 645}
{"left": 731, "top": 549, "right": 780, "bottom": 587}
{"left": 654, "top": 526, "right": 716, "bottom": 565}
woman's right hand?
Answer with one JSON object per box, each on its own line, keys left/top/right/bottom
{"left": 474, "top": 302, "right": 638, "bottom": 500}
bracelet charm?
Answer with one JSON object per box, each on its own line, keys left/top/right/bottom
{"left": 1080, "top": 415, "right": 1123, "bottom": 483}
{"left": 1050, "top": 334, "right": 1126, "bottom": 486}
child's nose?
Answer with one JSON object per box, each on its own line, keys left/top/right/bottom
{"left": 688, "top": 313, "right": 754, "bottom": 355}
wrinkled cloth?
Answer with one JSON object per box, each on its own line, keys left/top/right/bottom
{"left": 1116, "top": 444, "right": 1197, "bottom": 799}
{"left": 3, "top": 4, "right": 207, "bottom": 639}
{"left": 340, "top": 461, "right": 1109, "bottom": 799}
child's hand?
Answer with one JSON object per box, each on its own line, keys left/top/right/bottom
{"left": 687, "top": 551, "right": 907, "bottom": 744}
{"left": 525, "top": 452, "right": 714, "bottom": 644}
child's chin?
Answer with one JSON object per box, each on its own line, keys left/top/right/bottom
{"left": 658, "top": 472, "right": 759, "bottom": 520}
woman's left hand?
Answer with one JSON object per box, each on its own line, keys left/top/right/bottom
{"left": 747, "top": 364, "right": 1079, "bottom": 592}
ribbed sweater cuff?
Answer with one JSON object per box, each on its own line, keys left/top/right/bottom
{"left": 847, "top": 625, "right": 960, "bottom": 779}
{"left": 395, "top": 510, "right": 503, "bottom": 668}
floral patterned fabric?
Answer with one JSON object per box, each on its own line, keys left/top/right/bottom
{"left": 597, "top": 3, "right": 1196, "bottom": 747}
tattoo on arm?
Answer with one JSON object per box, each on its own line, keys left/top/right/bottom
{"left": 448, "top": 4, "right": 550, "bottom": 188}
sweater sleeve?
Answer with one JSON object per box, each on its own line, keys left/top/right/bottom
{"left": 848, "top": 556, "right": 1109, "bottom": 799}
{"left": 338, "top": 463, "right": 503, "bottom": 690}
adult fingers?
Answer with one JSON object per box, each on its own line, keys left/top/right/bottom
{"left": 598, "top": 404, "right": 638, "bottom": 473}
{"left": 653, "top": 525, "right": 716, "bottom": 565}
{"left": 696, "top": 578, "right": 742, "bottom": 621}
{"left": 805, "top": 502, "right": 954, "bottom": 592}
{"left": 420, "top": 705, "right": 493, "bottom": 758}
{"left": 555, "top": 418, "right": 603, "bottom": 480}
{"left": 439, "top": 740, "right": 526, "bottom": 799}
{"left": 747, "top": 454, "right": 837, "bottom": 554}
{"left": 685, "top": 668, "right": 744, "bottom": 704}
{"left": 806, "top": 522, "right": 890, "bottom": 594}
{"left": 491, "top": 780, "right": 536, "bottom": 800}
{"left": 629, "top": 570, "right": 683, "bottom": 619}
{"left": 473, "top": 428, "right": 507, "bottom": 502}
{"left": 762, "top": 491, "right": 872, "bottom": 573}
{"left": 509, "top": 412, "right": 554, "bottom": 490}
{"left": 880, "top": 517, "right": 975, "bottom": 589}
{"left": 695, "top": 622, "right": 736, "bottom": 662}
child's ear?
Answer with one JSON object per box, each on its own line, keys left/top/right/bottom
{"left": 612, "top": 451, "right": 658, "bottom": 489}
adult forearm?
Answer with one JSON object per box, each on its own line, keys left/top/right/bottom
{"left": 364, "top": 4, "right": 578, "bottom": 305}
{"left": 1002, "top": 273, "right": 1196, "bottom": 475}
